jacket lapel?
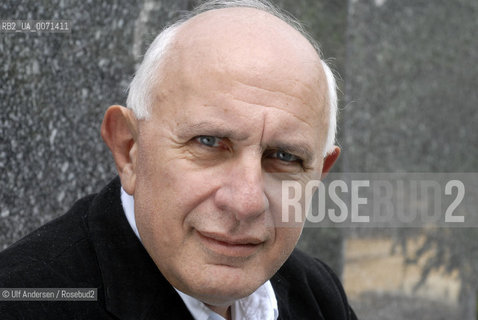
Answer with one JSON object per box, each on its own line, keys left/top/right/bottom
{"left": 87, "top": 178, "right": 194, "bottom": 320}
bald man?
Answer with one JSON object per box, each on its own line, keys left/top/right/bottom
{"left": 0, "top": 1, "right": 357, "bottom": 319}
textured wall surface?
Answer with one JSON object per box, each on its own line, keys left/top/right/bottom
{"left": 344, "top": 0, "right": 478, "bottom": 172}
{"left": 0, "top": 0, "right": 189, "bottom": 250}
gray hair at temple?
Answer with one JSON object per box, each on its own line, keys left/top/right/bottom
{"left": 126, "top": 0, "right": 338, "bottom": 156}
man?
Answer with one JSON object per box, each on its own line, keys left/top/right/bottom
{"left": 0, "top": 0, "right": 357, "bottom": 319}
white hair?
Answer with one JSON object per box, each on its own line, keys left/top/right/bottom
{"left": 126, "top": 0, "right": 338, "bottom": 155}
{"left": 321, "top": 60, "right": 338, "bottom": 156}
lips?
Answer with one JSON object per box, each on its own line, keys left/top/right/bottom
{"left": 196, "top": 230, "right": 264, "bottom": 258}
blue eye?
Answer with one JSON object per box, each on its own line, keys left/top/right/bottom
{"left": 197, "top": 136, "right": 220, "bottom": 147}
{"left": 272, "top": 150, "right": 300, "bottom": 163}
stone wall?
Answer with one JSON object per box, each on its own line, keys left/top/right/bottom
{"left": 344, "top": 0, "right": 478, "bottom": 172}
{"left": 0, "top": 0, "right": 188, "bottom": 250}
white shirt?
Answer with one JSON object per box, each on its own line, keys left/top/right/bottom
{"left": 120, "top": 188, "right": 279, "bottom": 320}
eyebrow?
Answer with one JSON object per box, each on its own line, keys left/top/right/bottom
{"left": 175, "top": 121, "right": 249, "bottom": 141}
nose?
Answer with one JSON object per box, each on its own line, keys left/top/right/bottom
{"left": 214, "top": 155, "right": 269, "bottom": 221}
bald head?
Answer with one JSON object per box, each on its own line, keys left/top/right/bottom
{"left": 173, "top": 7, "right": 321, "bottom": 70}
{"left": 160, "top": 8, "right": 327, "bottom": 121}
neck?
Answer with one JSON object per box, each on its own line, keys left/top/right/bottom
{"left": 206, "top": 304, "right": 232, "bottom": 320}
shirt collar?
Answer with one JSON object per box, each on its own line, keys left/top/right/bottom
{"left": 120, "top": 187, "right": 279, "bottom": 320}
{"left": 121, "top": 187, "right": 140, "bottom": 239}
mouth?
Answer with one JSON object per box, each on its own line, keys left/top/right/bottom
{"left": 196, "top": 230, "right": 264, "bottom": 258}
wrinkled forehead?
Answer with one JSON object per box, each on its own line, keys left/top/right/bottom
{"left": 149, "top": 7, "right": 329, "bottom": 136}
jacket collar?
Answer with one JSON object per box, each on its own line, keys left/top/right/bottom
{"left": 86, "top": 177, "right": 193, "bottom": 320}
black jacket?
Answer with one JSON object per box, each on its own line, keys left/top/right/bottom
{"left": 0, "top": 178, "right": 357, "bottom": 319}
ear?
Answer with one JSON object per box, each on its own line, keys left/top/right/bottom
{"left": 321, "top": 146, "right": 340, "bottom": 179}
{"left": 101, "top": 105, "right": 138, "bottom": 195}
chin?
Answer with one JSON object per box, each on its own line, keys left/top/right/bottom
{"left": 182, "top": 265, "right": 265, "bottom": 305}
{"left": 193, "top": 285, "right": 256, "bottom": 306}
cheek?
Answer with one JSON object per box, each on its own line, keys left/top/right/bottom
{"left": 273, "top": 226, "right": 303, "bottom": 254}
{"left": 133, "top": 150, "right": 220, "bottom": 239}
{"left": 268, "top": 190, "right": 304, "bottom": 261}
{"left": 258, "top": 226, "right": 302, "bottom": 282}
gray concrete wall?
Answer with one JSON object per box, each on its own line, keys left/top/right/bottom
{"left": 0, "top": 0, "right": 188, "bottom": 250}
{"left": 344, "top": 0, "right": 478, "bottom": 172}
